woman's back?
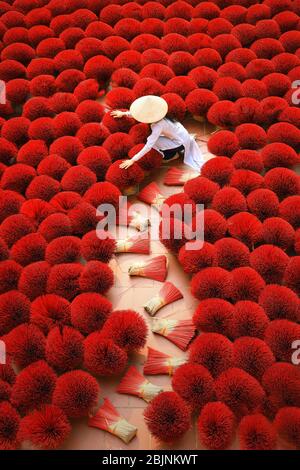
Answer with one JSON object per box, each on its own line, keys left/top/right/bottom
{"left": 152, "top": 117, "right": 188, "bottom": 141}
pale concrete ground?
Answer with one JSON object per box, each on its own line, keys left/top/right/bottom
{"left": 62, "top": 118, "right": 227, "bottom": 450}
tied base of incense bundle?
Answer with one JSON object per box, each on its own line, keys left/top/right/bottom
{"left": 88, "top": 398, "right": 137, "bottom": 444}
{"left": 144, "top": 281, "right": 183, "bottom": 316}
{"left": 128, "top": 255, "right": 168, "bottom": 282}
{"left": 138, "top": 182, "right": 166, "bottom": 211}
{"left": 129, "top": 211, "right": 150, "bottom": 232}
{"left": 115, "top": 233, "right": 150, "bottom": 254}
{"left": 144, "top": 347, "right": 186, "bottom": 376}
{"left": 151, "top": 318, "right": 196, "bottom": 351}
{"left": 164, "top": 168, "right": 200, "bottom": 186}
{"left": 117, "top": 366, "right": 163, "bottom": 403}
{"left": 117, "top": 208, "right": 150, "bottom": 232}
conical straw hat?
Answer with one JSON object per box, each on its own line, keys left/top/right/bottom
{"left": 129, "top": 95, "right": 168, "bottom": 123}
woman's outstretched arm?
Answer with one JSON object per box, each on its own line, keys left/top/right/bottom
{"left": 110, "top": 110, "right": 131, "bottom": 118}
{"left": 120, "top": 122, "right": 162, "bottom": 169}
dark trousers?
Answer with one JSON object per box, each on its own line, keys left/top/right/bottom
{"left": 162, "top": 145, "right": 184, "bottom": 160}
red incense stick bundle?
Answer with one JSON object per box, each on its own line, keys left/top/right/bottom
{"left": 138, "top": 182, "right": 165, "bottom": 210}
{"left": 144, "top": 281, "right": 183, "bottom": 316}
{"left": 128, "top": 255, "right": 168, "bottom": 282}
{"left": 151, "top": 318, "right": 196, "bottom": 351}
{"left": 163, "top": 168, "right": 200, "bottom": 186}
{"left": 128, "top": 211, "right": 150, "bottom": 231}
{"left": 88, "top": 398, "right": 137, "bottom": 444}
{"left": 143, "top": 347, "right": 186, "bottom": 376}
{"left": 117, "top": 205, "right": 150, "bottom": 232}
{"left": 115, "top": 233, "right": 150, "bottom": 254}
{"left": 117, "top": 366, "right": 163, "bottom": 403}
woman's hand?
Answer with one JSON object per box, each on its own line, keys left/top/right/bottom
{"left": 119, "top": 159, "right": 135, "bottom": 169}
{"left": 111, "top": 110, "right": 125, "bottom": 119}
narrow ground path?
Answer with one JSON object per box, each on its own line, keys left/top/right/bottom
{"left": 63, "top": 119, "right": 215, "bottom": 450}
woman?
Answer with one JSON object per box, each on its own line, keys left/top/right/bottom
{"left": 111, "top": 95, "right": 204, "bottom": 172}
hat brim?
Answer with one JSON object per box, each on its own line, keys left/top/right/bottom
{"left": 130, "top": 95, "right": 168, "bottom": 123}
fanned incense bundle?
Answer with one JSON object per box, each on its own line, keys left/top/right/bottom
{"left": 138, "top": 182, "right": 165, "bottom": 211}
{"left": 128, "top": 211, "right": 150, "bottom": 231}
{"left": 143, "top": 347, "right": 186, "bottom": 376}
{"left": 88, "top": 398, "right": 137, "bottom": 444}
{"left": 115, "top": 233, "right": 150, "bottom": 254}
{"left": 128, "top": 255, "right": 168, "bottom": 282}
{"left": 163, "top": 168, "right": 200, "bottom": 186}
{"left": 117, "top": 366, "right": 163, "bottom": 403}
{"left": 144, "top": 282, "right": 183, "bottom": 316}
{"left": 151, "top": 318, "right": 196, "bottom": 351}
{"left": 117, "top": 206, "right": 150, "bottom": 232}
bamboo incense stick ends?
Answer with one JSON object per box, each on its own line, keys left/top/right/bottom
{"left": 117, "top": 366, "right": 163, "bottom": 403}
{"left": 129, "top": 211, "right": 150, "bottom": 232}
{"left": 88, "top": 398, "right": 137, "bottom": 444}
{"left": 128, "top": 255, "right": 168, "bottom": 282}
{"left": 144, "top": 295, "right": 165, "bottom": 316}
{"left": 144, "top": 281, "right": 183, "bottom": 316}
{"left": 151, "top": 318, "right": 196, "bottom": 351}
{"left": 143, "top": 347, "right": 186, "bottom": 376}
{"left": 115, "top": 233, "right": 150, "bottom": 254}
{"left": 117, "top": 205, "right": 150, "bottom": 232}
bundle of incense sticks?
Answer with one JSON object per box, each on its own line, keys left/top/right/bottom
{"left": 138, "top": 182, "right": 165, "bottom": 211}
{"left": 117, "top": 366, "right": 163, "bottom": 403}
{"left": 115, "top": 233, "right": 150, "bottom": 254}
{"left": 128, "top": 255, "right": 168, "bottom": 282}
{"left": 144, "top": 281, "right": 183, "bottom": 316}
{"left": 128, "top": 211, "right": 150, "bottom": 231}
{"left": 117, "top": 205, "right": 150, "bottom": 232}
{"left": 163, "top": 168, "right": 200, "bottom": 186}
{"left": 143, "top": 347, "right": 186, "bottom": 376}
{"left": 151, "top": 318, "right": 196, "bottom": 351}
{"left": 88, "top": 398, "right": 137, "bottom": 444}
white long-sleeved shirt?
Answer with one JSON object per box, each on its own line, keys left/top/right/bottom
{"left": 130, "top": 117, "right": 204, "bottom": 172}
